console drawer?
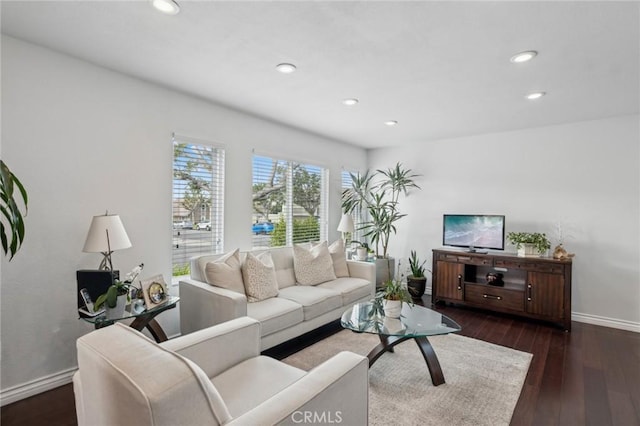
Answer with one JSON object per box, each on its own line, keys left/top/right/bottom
{"left": 465, "top": 284, "right": 524, "bottom": 312}
{"left": 436, "top": 253, "right": 491, "bottom": 265}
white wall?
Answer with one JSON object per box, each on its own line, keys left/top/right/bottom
{"left": 0, "top": 36, "right": 367, "bottom": 401}
{"left": 368, "top": 115, "right": 640, "bottom": 329}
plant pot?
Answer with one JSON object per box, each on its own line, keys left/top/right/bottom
{"left": 105, "top": 294, "right": 127, "bottom": 320}
{"left": 382, "top": 299, "right": 402, "bottom": 318}
{"left": 407, "top": 276, "right": 427, "bottom": 298}
{"left": 517, "top": 243, "right": 543, "bottom": 258}
{"left": 356, "top": 247, "right": 368, "bottom": 261}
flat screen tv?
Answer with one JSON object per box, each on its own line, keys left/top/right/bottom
{"left": 442, "top": 214, "right": 505, "bottom": 252}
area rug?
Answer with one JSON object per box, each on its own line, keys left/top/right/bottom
{"left": 282, "top": 330, "right": 532, "bottom": 426}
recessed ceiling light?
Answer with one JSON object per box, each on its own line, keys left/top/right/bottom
{"left": 276, "top": 63, "right": 297, "bottom": 74}
{"left": 526, "top": 91, "right": 546, "bottom": 100}
{"left": 151, "top": 0, "right": 180, "bottom": 15}
{"left": 384, "top": 120, "right": 398, "bottom": 126}
{"left": 510, "top": 51, "right": 538, "bottom": 63}
{"left": 343, "top": 98, "right": 359, "bottom": 106}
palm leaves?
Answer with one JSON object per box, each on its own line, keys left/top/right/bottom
{"left": 0, "top": 160, "right": 28, "bottom": 259}
{"left": 342, "top": 162, "right": 420, "bottom": 258}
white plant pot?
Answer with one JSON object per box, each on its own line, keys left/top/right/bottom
{"left": 382, "top": 299, "right": 402, "bottom": 318}
{"left": 356, "top": 247, "right": 368, "bottom": 261}
{"left": 517, "top": 243, "right": 543, "bottom": 258}
{"left": 105, "top": 294, "right": 127, "bottom": 320}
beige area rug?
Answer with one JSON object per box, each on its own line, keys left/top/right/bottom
{"left": 282, "top": 330, "right": 532, "bottom": 426}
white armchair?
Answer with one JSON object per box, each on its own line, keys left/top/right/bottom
{"left": 73, "top": 317, "right": 368, "bottom": 426}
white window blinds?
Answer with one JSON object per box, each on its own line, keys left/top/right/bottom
{"left": 172, "top": 137, "right": 225, "bottom": 276}
{"left": 252, "top": 155, "right": 327, "bottom": 248}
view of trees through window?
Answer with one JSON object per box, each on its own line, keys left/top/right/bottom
{"left": 252, "top": 155, "right": 326, "bottom": 248}
{"left": 172, "top": 139, "right": 224, "bottom": 276}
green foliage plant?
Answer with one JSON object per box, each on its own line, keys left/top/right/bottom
{"left": 408, "top": 250, "right": 427, "bottom": 278}
{"left": 0, "top": 160, "right": 28, "bottom": 259}
{"left": 270, "top": 216, "right": 320, "bottom": 247}
{"left": 342, "top": 162, "right": 421, "bottom": 258}
{"left": 507, "top": 232, "right": 551, "bottom": 253}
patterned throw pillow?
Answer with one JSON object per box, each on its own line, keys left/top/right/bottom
{"left": 242, "top": 251, "right": 279, "bottom": 302}
{"left": 204, "top": 249, "right": 245, "bottom": 294}
{"left": 293, "top": 241, "right": 337, "bottom": 286}
{"left": 327, "top": 239, "right": 350, "bottom": 278}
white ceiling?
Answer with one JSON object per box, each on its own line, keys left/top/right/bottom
{"left": 1, "top": 1, "right": 638, "bottom": 149}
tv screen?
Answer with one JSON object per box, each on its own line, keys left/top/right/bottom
{"left": 443, "top": 214, "right": 505, "bottom": 251}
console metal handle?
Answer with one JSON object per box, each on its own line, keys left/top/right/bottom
{"left": 457, "top": 274, "right": 462, "bottom": 290}
{"left": 483, "top": 294, "right": 502, "bottom": 300}
{"left": 527, "top": 283, "right": 532, "bottom": 301}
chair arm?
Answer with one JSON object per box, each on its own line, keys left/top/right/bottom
{"left": 346, "top": 260, "right": 376, "bottom": 295}
{"left": 161, "top": 317, "right": 261, "bottom": 378}
{"left": 228, "top": 351, "right": 368, "bottom": 426}
{"left": 179, "top": 278, "right": 247, "bottom": 335}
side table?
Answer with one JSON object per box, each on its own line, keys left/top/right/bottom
{"left": 80, "top": 296, "right": 179, "bottom": 343}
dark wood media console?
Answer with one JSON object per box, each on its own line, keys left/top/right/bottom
{"left": 432, "top": 249, "right": 572, "bottom": 331}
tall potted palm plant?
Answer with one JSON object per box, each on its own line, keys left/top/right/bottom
{"left": 342, "top": 162, "right": 421, "bottom": 286}
{"left": 1, "top": 160, "right": 28, "bottom": 259}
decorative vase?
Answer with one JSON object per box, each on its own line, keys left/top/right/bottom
{"left": 517, "top": 243, "right": 542, "bottom": 258}
{"left": 105, "top": 294, "right": 127, "bottom": 320}
{"left": 382, "top": 299, "right": 402, "bottom": 318}
{"left": 407, "top": 276, "right": 427, "bottom": 298}
{"left": 356, "top": 247, "right": 368, "bottom": 261}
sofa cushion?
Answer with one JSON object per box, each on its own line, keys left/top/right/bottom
{"left": 317, "top": 277, "right": 372, "bottom": 306}
{"left": 246, "top": 297, "right": 304, "bottom": 336}
{"left": 242, "top": 252, "right": 279, "bottom": 302}
{"left": 278, "top": 286, "right": 343, "bottom": 321}
{"left": 268, "top": 246, "right": 297, "bottom": 289}
{"left": 212, "top": 356, "right": 305, "bottom": 418}
{"left": 204, "top": 249, "right": 245, "bottom": 295}
{"left": 327, "top": 239, "right": 350, "bottom": 278}
{"left": 293, "top": 241, "right": 336, "bottom": 286}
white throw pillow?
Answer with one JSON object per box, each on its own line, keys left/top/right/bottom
{"left": 327, "top": 239, "right": 350, "bottom": 278}
{"left": 242, "top": 252, "right": 279, "bottom": 302}
{"left": 293, "top": 241, "right": 337, "bottom": 286}
{"left": 204, "top": 249, "right": 245, "bottom": 294}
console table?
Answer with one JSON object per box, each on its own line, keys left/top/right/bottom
{"left": 432, "top": 249, "right": 572, "bottom": 331}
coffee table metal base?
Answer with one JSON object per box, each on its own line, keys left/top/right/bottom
{"left": 367, "top": 335, "right": 445, "bottom": 386}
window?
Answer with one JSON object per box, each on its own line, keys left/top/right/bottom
{"left": 172, "top": 137, "right": 225, "bottom": 277}
{"left": 252, "top": 155, "right": 327, "bottom": 248}
{"left": 341, "top": 169, "right": 364, "bottom": 244}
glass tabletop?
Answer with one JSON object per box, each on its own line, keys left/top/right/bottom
{"left": 341, "top": 300, "right": 461, "bottom": 338}
{"left": 80, "top": 296, "right": 180, "bottom": 326}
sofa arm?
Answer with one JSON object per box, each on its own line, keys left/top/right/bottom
{"left": 179, "top": 278, "right": 248, "bottom": 335}
{"left": 228, "top": 351, "right": 368, "bottom": 426}
{"left": 347, "top": 260, "right": 376, "bottom": 294}
{"left": 161, "top": 317, "right": 261, "bottom": 378}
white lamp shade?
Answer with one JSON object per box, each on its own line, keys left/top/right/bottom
{"left": 337, "top": 214, "right": 355, "bottom": 233}
{"left": 83, "top": 214, "right": 132, "bottom": 253}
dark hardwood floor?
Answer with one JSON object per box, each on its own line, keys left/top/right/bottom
{"left": 2, "top": 298, "right": 639, "bottom": 426}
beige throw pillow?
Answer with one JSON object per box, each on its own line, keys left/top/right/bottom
{"left": 327, "top": 239, "right": 350, "bottom": 278}
{"left": 293, "top": 241, "right": 337, "bottom": 286}
{"left": 242, "top": 252, "right": 279, "bottom": 302}
{"left": 204, "top": 249, "right": 245, "bottom": 294}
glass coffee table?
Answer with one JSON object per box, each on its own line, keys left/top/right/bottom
{"left": 341, "top": 300, "right": 461, "bottom": 386}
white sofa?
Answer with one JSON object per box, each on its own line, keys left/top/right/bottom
{"left": 179, "top": 245, "right": 376, "bottom": 350}
{"left": 74, "top": 317, "right": 369, "bottom": 426}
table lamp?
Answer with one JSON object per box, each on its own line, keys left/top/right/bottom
{"left": 82, "top": 212, "right": 132, "bottom": 270}
{"left": 337, "top": 213, "right": 355, "bottom": 246}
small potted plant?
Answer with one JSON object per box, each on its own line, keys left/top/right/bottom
{"left": 376, "top": 260, "right": 412, "bottom": 318}
{"left": 507, "top": 232, "right": 551, "bottom": 257}
{"left": 407, "top": 250, "right": 429, "bottom": 298}
{"left": 94, "top": 263, "right": 144, "bottom": 318}
{"left": 351, "top": 241, "right": 370, "bottom": 261}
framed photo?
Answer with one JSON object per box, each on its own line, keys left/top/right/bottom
{"left": 140, "top": 274, "right": 168, "bottom": 309}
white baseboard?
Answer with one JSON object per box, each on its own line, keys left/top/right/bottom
{"left": 0, "top": 366, "right": 76, "bottom": 407}
{"left": 572, "top": 312, "right": 640, "bottom": 333}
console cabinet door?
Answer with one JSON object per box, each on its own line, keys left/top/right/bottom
{"left": 435, "top": 261, "right": 464, "bottom": 301}
{"left": 526, "top": 271, "right": 564, "bottom": 319}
